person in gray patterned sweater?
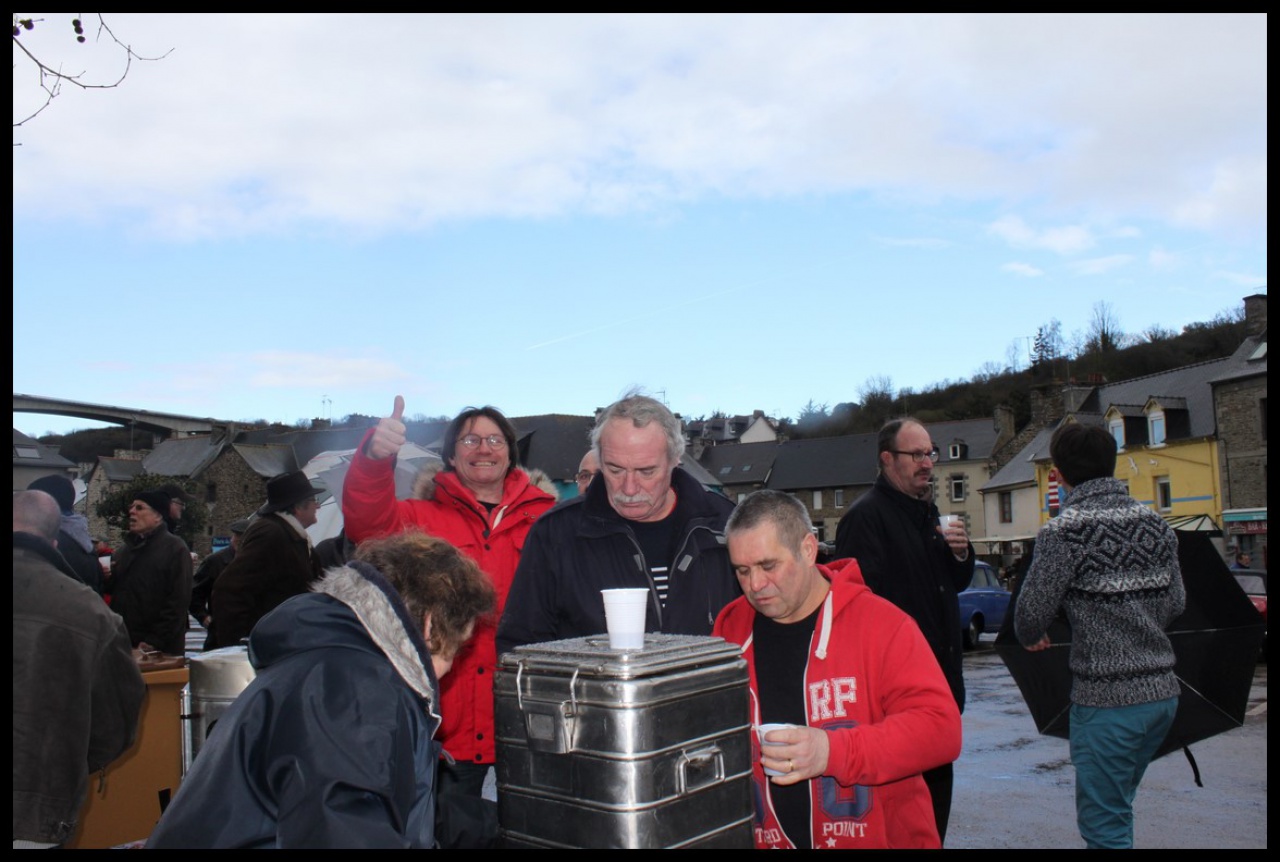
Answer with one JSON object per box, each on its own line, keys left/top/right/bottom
{"left": 1015, "top": 422, "right": 1185, "bottom": 850}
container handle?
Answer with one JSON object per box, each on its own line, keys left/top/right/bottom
{"left": 675, "top": 745, "right": 725, "bottom": 794}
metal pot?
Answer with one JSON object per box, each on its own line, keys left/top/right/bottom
{"left": 181, "top": 645, "right": 256, "bottom": 773}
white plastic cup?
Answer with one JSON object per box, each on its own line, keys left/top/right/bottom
{"left": 939, "top": 514, "right": 962, "bottom": 533}
{"left": 757, "top": 722, "right": 793, "bottom": 776}
{"left": 601, "top": 588, "right": 649, "bottom": 650}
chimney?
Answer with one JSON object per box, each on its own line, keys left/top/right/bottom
{"left": 993, "top": 405, "right": 1016, "bottom": 452}
{"left": 1243, "top": 293, "right": 1267, "bottom": 337}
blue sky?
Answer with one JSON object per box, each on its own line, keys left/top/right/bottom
{"left": 13, "top": 14, "right": 1267, "bottom": 437}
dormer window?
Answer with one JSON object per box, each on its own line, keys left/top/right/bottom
{"left": 1148, "top": 410, "right": 1166, "bottom": 446}
{"left": 948, "top": 443, "right": 965, "bottom": 460}
{"left": 1108, "top": 417, "right": 1125, "bottom": 450}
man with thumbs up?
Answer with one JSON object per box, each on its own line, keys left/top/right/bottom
{"left": 342, "top": 396, "right": 556, "bottom": 847}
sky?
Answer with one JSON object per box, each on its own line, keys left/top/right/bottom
{"left": 12, "top": 13, "right": 1267, "bottom": 438}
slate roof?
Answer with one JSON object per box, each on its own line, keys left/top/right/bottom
{"left": 767, "top": 433, "right": 880, "bottom": 491}
{"left": 1080, "top": 356, "right": 1233, "bottom": 439}
{"left": 12, "top": 428, "right": 75, "bottom": 469}
{"left": 981, "top": 427, "right": 1052, "bottom": 492}
{"left": 96, "top": 456, "right": 144, "bottom": 483}
{"left": 1210, "top": 330, "right": 1267, "bottom": 385}
{"left": 231, "top": 443, "right": 298, "bottom": 478}
{"left": 928, "top": 417, "right": 1000, "bottom": 464}
{"left": 510, "top": 414, "right": 596, "bottom": 482}
{"left": 699, "top": 441, "right": 778, "bottom": 486}
{"left": 142, "top": 435, "right": 224, "bottom": 477}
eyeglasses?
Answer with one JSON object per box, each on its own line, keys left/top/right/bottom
{"left": 457, "top": 434, "right": 508, "bottom": 450}
{"left": 890, "top": 448, "right": 940, "bottom": 464}
{"left": 575, "top": 470, "right": 597, "bottom": 483}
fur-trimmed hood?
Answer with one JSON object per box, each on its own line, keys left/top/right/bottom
{"left": 412, "top": 461, "right": 558, "bottom": 503}
{"left": 249, "top": 561, "right": 439, "bottom": 715}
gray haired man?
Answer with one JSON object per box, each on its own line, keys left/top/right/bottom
{"left": 497, "top": 392, "right": 739, "bottom": 653}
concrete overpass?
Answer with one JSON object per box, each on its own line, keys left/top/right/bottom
{"left": 13, "top": 393, "right": 221, "bottom": 438}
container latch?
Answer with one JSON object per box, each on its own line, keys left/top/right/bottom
{"left": 515, "top": 663, "right": 580, "bottom": 754}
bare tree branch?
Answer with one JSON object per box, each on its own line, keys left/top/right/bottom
{"left": 12, "top": 14, "right": 172, "bottom": 133}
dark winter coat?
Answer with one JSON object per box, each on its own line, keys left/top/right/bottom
{"left": 109, "top": 524, "right": 194, "bottom": 656}
{"left": 211, "top": 513, "right": 323, "bottom": 648}
{"left": 189, "top": 545, "right": 235, "bottom": 650}
{"left": 145, "top": 562, "right": 443, "bottom": 849}
{"left": 834, "top": 475, "right": 974, "bottom": 709}
{"left": 496, "top": 466, "right": 739, "bottom": 655}
{"left": 13, "top": 532, "right": 145, "bottom": 846}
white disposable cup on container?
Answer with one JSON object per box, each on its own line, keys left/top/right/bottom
{"left": 757, "top": 722, "right": 793, "bottom": 776}
{"left": 601, "top": 588, "right": 649, "bottom": 650}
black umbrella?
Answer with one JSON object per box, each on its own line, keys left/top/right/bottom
{"left": 995, "top": 529, "right": 1264, "bottom": 776}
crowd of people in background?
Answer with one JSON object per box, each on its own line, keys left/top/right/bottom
{"left": 19, "top": 392, "right": 1245, "bottom": 850}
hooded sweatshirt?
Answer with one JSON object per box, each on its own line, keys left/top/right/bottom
{"left": 713, "top": 558, "right": 962, "bottom": 850}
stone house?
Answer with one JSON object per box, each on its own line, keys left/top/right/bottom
{"left": 83, "top": 452, "right": 146, "bottom": 546}
{"left": 1211, "top": 292, "right": 1268, "bottom": 564}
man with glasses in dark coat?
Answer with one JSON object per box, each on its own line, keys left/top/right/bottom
{"left": 833, "top": 417, "right": 974, "bottom": 844}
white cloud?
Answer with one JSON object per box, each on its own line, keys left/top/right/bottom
{"left": 988, "top": 215, "right": 1095, "bottom": 255}
{"left": 1002, "top": 262, "right": 1044, "bottom": 277}
{"left": 1148, "top": 247, "right": 1179, "bottom": 271}
{"left": 12, "top": 14, "right": 1266, "bottom": 240}
{"left": 1071, "top": 255, "right": 1134, "bottom": 276}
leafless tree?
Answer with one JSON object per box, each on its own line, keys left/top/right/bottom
{"left": 12, "top": 14, "right": 170, "bottom": 134}
{"left": 1086, "top": 301, "right": 1125, "bottom": 353}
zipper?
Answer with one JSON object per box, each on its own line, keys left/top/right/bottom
{"left": 622, "top": 529, "right": 663, "bottom": 630}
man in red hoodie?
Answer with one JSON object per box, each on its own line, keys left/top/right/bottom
{"left": 713, "top": 490, "right": 961, "bottom": 849}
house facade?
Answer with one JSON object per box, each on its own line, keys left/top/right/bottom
{"left": 1211, "top": 293, "right": 1268, "bottom": 565}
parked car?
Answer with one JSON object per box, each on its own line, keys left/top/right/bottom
{"left": 959, "top": 561, "right": 1011, "bottom": 649}
{"left": 1233, "top": 569, "right": 1267, "bottom": 661}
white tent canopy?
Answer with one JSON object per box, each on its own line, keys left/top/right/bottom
{"left": 302, "top": 443, "right": 442, "bottom": 544}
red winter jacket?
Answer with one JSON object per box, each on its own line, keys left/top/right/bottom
{"left": 713, "top": 558, "right": 961, "bottom": 850}
{"left": 342, "top": 432, "right": 555, "bottom": 764}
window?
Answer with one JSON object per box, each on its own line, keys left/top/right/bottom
{"left": 1155, "top": 476, "right": 1172, "bottom": 512}
{"left": 949, "top": 476, "right": 965, "bottom": 502}
{"left": 14, "top": 444, "right": 41, "bottom": 459}
{"left": 1108, "top": 417, "right": 1125, "bottom": 450}
{"left": 719, "top": 466, "right": 732, "bottom": 476}
{"left": 949, "top": 443, "right": 963, "bottom": 460}
{"left": 812, "top": 490, "right": 822, "bottom": 509}
{"left": 999, "top": 491, "right": 1013, "bottom": 523}
{"left": 205, "top": 482, "right": 217, "bottom": 503}
{"left": 834, "top": 489, "right": 845, "bottom": 508}
{"left": 1148, "top": 410, "right": 1166, "bottom": 446}
{"left": 737, "top": 493, "right": 746, "bottom": 504}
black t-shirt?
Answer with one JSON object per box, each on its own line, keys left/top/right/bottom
{"left": 628, "top": 515, "right": 677, "bottom": 607}
{"left": 753, "top": 606, "right": 820, "bottom": 849}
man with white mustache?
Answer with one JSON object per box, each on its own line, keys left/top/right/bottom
{"left": 497, "top": 392, "right": 739, "bottom": 653}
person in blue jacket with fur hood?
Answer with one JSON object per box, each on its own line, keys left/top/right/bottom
{"left": 146, "top": 531, "right": 495, "bottom": 849}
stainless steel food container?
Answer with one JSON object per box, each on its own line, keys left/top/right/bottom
{"left": 181, "top": 645, "right": 256, "bottom": 773}
{"left": 495, "top": 633, "right": 753, "bottom": 848}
